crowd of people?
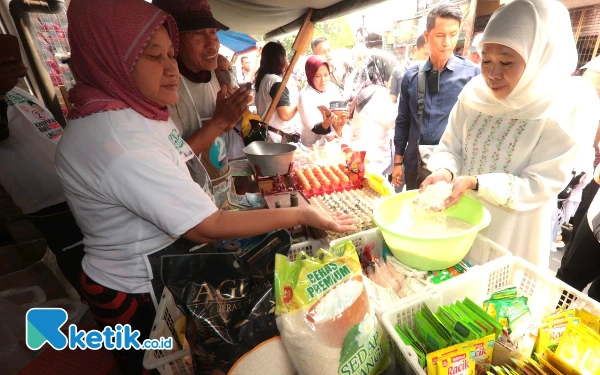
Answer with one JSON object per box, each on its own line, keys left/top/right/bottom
{"left": 1, "top": 0, "right": 600, "bottom": 373}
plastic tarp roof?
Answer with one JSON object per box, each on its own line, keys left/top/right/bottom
{"left": 216, "top": 30, "right": 257, "bottom": 53}
{"left": 207, "top": 0, "right": 387, "bottom": 38}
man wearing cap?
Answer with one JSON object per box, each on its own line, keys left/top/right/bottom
{"left": 467, "top": 33, "right": 483, "bottom": 65}
{"left": 153, "top": 0, "right": 252, "bottom": 207}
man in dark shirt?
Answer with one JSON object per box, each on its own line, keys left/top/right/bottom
{"left": 392, "top": 3, "right": 480, "bottom": 190}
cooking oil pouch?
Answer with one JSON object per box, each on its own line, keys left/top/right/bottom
{"left": 506, "top": 303, "right": 532, "bottom": 335}
{"left": 490, "top": 287, "right": 518, "bottom": 300}
{"left": 274, "top": 240, "right": 391, "bottom": 375}
{"left": 537, "top": 317, "right": 580, "bottom": 353}
{"left": 436, "top": 346, "right": 475, "bottom": 375}
{"left": 161, "top": 230, "right": 295, "bottom": 375}
{"left": 555, "top": 321, "right": 600, "bottom": 375}
{"left": 463, "top": 298, "right": 504, "bottom": 338}
{"left": 483, "top": 297, "right": 528, "bottom": 332}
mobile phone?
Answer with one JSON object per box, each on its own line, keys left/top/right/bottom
{"left": 242, "top": 82, "right": 253, "bottom": 90}
{"left": 317, "top": 105, "right": 332, "bottom": 117}
{"left": 0, "top": 34, "right": 22, "bottom": 63}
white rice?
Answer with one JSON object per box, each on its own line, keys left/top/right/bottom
{"left": 311, "top": 279, "right": 363, "bottom": 322}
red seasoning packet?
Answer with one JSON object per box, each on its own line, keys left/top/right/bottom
{"left": 342, "top": 144, "right": 366, "bottom": 179}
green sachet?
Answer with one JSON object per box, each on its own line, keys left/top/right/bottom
{"left": 436, "top": 305, "right": 472, "bottom": 344}
{"left": 395, "top": 324, "right": 427, "bottom": 368}
{"left": 456, "top": 300, "right": 494, "bottom": 337}
{"left": 463, "top": 297, "right": 504, "bottom": 338}
{"left": 448, "top": 303, "right": 486, "bottom": 340}
{"left": 422, "top": 304, "right": 453, "bottom": 343}
{"left": 415, "top": 312, "right": 450, "bottom": 353}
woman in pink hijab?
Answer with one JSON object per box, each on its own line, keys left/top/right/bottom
{"left": 298, "top": 55, "right": 348, "bottom": 147}
{"left": 57, "top": 0, "right": 354, "bottom": 373}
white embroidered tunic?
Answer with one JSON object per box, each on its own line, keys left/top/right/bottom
{"left": 429, "top": 100, "right": 580, "bottom": 268}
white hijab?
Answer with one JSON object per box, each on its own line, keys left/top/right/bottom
{"left": 462, "top": 0, "right": 577, "bottom": 119}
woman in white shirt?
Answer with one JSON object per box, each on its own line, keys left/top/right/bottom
{"left": 254, "top": 42, "right": 301, "bottom": 142}
{"left": 298, "top": 55, "right": 346, "bottom": 147}
{"left": 423, "top": 0, "right": 598, "bottom": 268}
{"left": 58, "top": 1, "right": 355, "bottom": 373}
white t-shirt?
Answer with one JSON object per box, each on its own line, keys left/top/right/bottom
{"left": 1, "top": 87, "right": 66, "bottom": 214}
{"left": 255, "top": 74, "right": 301, "bottom": 141}
{"left": 170, "top": 73, "right": 220, "bottom": 139}
{"left": 298, "top": 84, "right": 341, "bottom": 147}
{"left": 350, "top": 87, "right": 397, "bottom": 175}
{"left": 55, "top": 108, "right": 218, "bottom": 293}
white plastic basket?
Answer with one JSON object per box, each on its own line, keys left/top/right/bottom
{"left": 330, "top": 228, "right": 511, "bottom": 286}
{"left": 143, "top": 288, "right": 193, "bottom": 375}
{"left": 142, "top": 238, "right": 327, "bottom": 374}
{"left": 381, "top": 256, "right": 600, "bottom": 375}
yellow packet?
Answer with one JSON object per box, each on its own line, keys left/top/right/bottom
{"left": 542, "top": 348, "right": 583, "bottom": 375}
{"left": 427, "top": 347, "right": 459, "bottom": 375}
{"left": 468, "top": 334, "right": 495, "bottom": 374}
{"left": 575, "top": 309, "right": 600, "bottom": 333}
{"left": 542, "top": 309, "right": 575, "bottom": 324}
{"left": 555, "top": 321, "right": 600, "bottom": 375}
{"left": 536, "top": 317, "right": 580, "bottom": 353}
{"left": 437, "top": 347, "right": 475, "bottom": 375}
{"left": 536, "top": 354, "right": 565, "bottom": 375}
{"left": 426, "top": 334, "right": 494, "bottom": 375}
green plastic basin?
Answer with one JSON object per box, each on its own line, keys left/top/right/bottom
{"left": 373, "top": 190, "right": 491, "bottom": 271}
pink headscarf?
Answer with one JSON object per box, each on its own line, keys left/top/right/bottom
{"left": 305, "top": 55, "right": 330, "bottom": 93}
{"left": 67, "top": 0, "right": 179, "bottom": 121}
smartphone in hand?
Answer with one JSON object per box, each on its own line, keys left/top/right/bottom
{"left": 317, "top": 105, "right": 332, "bottom": 118}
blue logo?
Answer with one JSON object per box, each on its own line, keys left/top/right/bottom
{"left": 26, "top": 308, "right": 68, "bottom": 350}
{"left": 25, "top": 308, "right": 172, "bottom": 351}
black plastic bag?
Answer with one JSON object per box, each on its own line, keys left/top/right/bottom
{"left": 161, "top": 230, "right": 293, "bottom": 375}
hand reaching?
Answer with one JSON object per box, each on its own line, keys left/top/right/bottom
{"left": 300, "top": 206, "right": 357, "bottom": 232}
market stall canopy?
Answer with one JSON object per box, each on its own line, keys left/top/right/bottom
{"left": 217, "top": 30, "right": 258, "bottom": 54}
{"left": 207, "top": 0, "right": 388, "bottom": 38}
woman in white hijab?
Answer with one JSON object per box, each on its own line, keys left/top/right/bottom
{"left": 423, "top": 0, "right": 598, "bottom": 268}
